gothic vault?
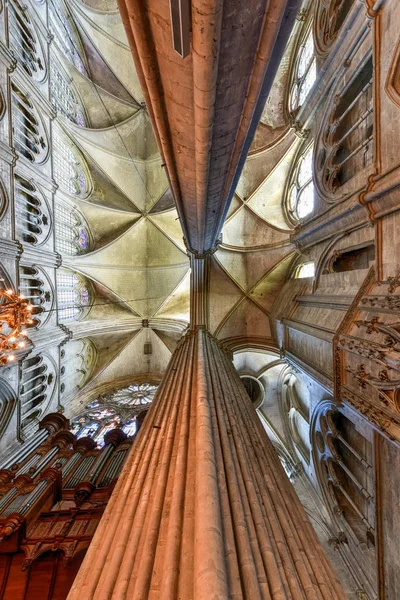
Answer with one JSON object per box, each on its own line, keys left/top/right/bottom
{"left": 0, "top": 0, "right": 399, "bottom": 598}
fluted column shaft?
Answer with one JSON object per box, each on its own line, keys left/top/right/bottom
{"left": 68, "top": 329, "right": 346, "bottom": 600}
{"left": 189, "top": 253, "right": 210, "bottom": 328}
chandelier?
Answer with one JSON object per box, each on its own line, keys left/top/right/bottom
{"left": 0, "top": 288, "right": 33, "bottom": 366}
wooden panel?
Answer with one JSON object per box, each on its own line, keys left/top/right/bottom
{"left": 2, "top": 553, "right": 28, "bottom": 600}
{"left": 25, "top": 552, "right": 54, "bottom": 600}
{"left": 51, "top": 551, "right": 86, "bottom": 600}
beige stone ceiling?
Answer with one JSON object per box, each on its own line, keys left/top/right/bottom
{"left": 63, "top": 0, "right": 303, "bottom": 414}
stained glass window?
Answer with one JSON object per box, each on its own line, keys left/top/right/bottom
{"left": 9, "top": 0, "right": 45, "bottom": 81}
{"left": 50, "top": 62, "right": 85, "bottom": 126}
{"left": 70, "top": 383, "right": 158, "bottom": 448}
{"left": 55, "top": 203, "right": 89, "bottom": 255}
{"left": 57, "top": 271, "right": 90, "bottom": 322}
{"left": 291, "top": 28, "right": 316, "bottom": 112}
{"left": 49, "top": 0, "right": 86, "bottom": 74}
{"left": 288, "top": 144, "right": 314, "bottom": 221}
{"left": 53, "top": 128, "right": 88, "bottom": 196}
{"left": 122, "top": 419, "right": 138, "bottom": 437}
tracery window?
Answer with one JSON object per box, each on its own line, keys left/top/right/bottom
{"left": 294, "top": 261, "right": 315, "bottom": 279}
{"left": 315, "top": 0, "right": 356, "bottom": 54}
{"left": 14, "top": 175, "right": 51, "bottom": 245}
{"left": 20, "top": 354, "right": 56, "bottom": 431}
{"left": 8, "top": 0, "right": 45, "bottom": 81}
{"left": 319, "top": 56, "right": 373, "bottom": 194}
{"left": 50, "top": 62, "right": 85, "bottom": 126}
{"left": 19, "top": 265, "right": 52, "bottom": 328}
{"left": 53, "top": 128, "right": 89, "bottom": 196}
{"left": 71, "top": 383, "right": 158, "bottom": 448}
{"left": 312, "top": 402, "right": 375, "bottom": 547}
{"left": 290, "top": 27, "right": 317, "bottom": 112}
{"left": 54, "top": 203, "right": 89, "bottom": 255}
{"left": 11, "top": 83, "right": 47, "bottom": 163}
{"left": 56, "top": 270, "right": 90, "bottom": 323}
{"left": 288, "top": 144, "right": 314, "bottom": 220}
{"left": 49, "top": 0, "right": 86, "bottom": 74}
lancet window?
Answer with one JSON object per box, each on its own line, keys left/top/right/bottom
{"left": 70, "top": 383, "right": 158, "bottom": 448}
{"left": 20, "top": 354, "right": 56, "bottom": 431}
{"left": 56, "top": 270, "right": 90, "bottom": 323}
{"left": 19, "top": 265, "right": 52, "bottom": 328}
{"left": 8, "top": 0, "right": 45, "bottom": 81}
{"left": 319, "top": 56, "right": 373, "bottom": 193}
{"left": 15, "top": 175, "right": 50, "bottom": 245}
{"left": 290, "top": 27, "right": 316, "bottom": 112}
{"left": 53, "top": 128, "right": 89, "bottom": 197}
{"left": 288, "top": 144, "right": 314, "bottom": 220}
{"left": 11, "top": 83, "right": 47, "bottom": 163}
{"left": 54, "top": 203, "right": 89, "bottom": 255}
{"left": 49, "top": 0, "right": 86, "bottom": 74}
{"left": 50, "top": 62, "right": 85, "bottom": 126}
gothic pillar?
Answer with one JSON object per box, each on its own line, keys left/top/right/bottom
{"left": 189, "top": 253, "right": 210, "bottom": 328}
{"left": 68, "top": 329, "right": 346, "bottom": 600}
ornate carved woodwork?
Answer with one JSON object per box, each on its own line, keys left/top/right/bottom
{"left": 0, "top": 413, "right": 135, "bottom": 599}
{"left": 334, "top": 268, "right": 400, "bottom": 442}
{"left": 310, "top": 400, "right": 377, "bottom": 599}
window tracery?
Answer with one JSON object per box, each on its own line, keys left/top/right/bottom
{"left": 49, "top": 0, "right": 86, "bottom": 74}
{"left": 290, "top": 27, "right": 316, "bottom": 113}
{"left": 54, "top": 203, "right": 89, "bottom": 255}
{"left": 50, "top": 62, "right": 85, "bottom": 126}
{"left": 14, "top": 175, "right": 51, "bottom": 245}
{"left": 318, "top": 56, "right": 373, "bottom": 195}
{"left": 315, "top": 0, "right": 356, "bottom": 55}
{"left": 11, "top": 83, "right": 48, "bottom": 163}
{"left": 56, "top": 270, "right": 91, "bottom": 323}
{"left": 288, "top": 143, "right": 314, "bottom": 221}
{"left": 53, "top": 127, "right": 89, "bottom": 197}
{"left": 19, "top": 265, "right": 53, "bottom": 328}
{"left": 20, "top": 354, "right": 56, "bottom": 432}
{"left": 70, "top": 383, "right": 158, "bottom": 448}
{"left": 311, "top": 402, "right": 375, "bottom": 548}
{"left": 8, "top": 0, "right": 46, "bottom": 81}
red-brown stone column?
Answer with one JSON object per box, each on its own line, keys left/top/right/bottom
{"left": 68, "top": 329, "right": 346, "bottom": 600}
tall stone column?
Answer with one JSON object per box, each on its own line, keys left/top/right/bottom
{"left": 68, "top": 328, "right": 346, "bottom": 600}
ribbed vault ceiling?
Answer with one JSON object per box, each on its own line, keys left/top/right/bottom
{"left": 62, "top": 0, "right": 303, "bottom": 416}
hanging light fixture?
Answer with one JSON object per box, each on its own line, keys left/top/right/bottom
{"left": 0, "top": 288, "right": 33, "bottom": 366}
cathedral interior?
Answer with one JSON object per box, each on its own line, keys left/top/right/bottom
{"left": 0, "top": 0, "right": 398, "bottom": 598}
